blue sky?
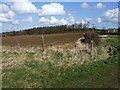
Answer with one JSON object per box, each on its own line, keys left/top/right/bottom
{"left": 0, "top": 1, "right": 119, "bottom": 32}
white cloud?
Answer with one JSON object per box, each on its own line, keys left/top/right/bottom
{"left": 97, "top": 17, "right": 102, "bottom": 23}
{"left": 0, "top": 10, "right": 15, "bottom": 22}
{"left": 101, "top": 8, "right": 119, "bottom": 23}
{"left": 81, "top": 19, "right": 91, "bottom": 24}
{"left": 50, "top": 16, "right": 59, "bottom": 24}
{"left": 7, "top": 10, "right": 15, "bottom": 17}
{"left": 95, "top": 3, "right": 105, "bottom": 9}
{"left": 8, "top": 25, "right": 18, "bottom": 31}
{"left": 10, "top": 1, "right": 38, "bottom": 14}
{"left": 50, "top": 16, "right": 67, "bottom": 25}
{"left": 0, "top": 4, "right": 9, "bottom": 13}
{"left": 80, "top": 19, "right": 92, "bottom": 28}
{"left": 80, "top": 18, "right": 92, "bottom": 24}
{"left": 39, "top": 17, "right": 49, "bottom": 23}
{"left": 81, "top": 20, "right": 86, "bottom": 24}
{"left": 0, "top": 14, "right": 10, "bottom": 22}
{"left": 39, "top": 16, "right": 68, "bottom": 25}
{"left": 22, "top": 16, "right": 33, "bottom": 22}
{"left": 67, "top": 14, "right": 75, "bottom": 25}
{"left": 80, "top": 2, "right": 89, "bottom": 9}
{"left": 60, "top": 18, "right": 67, "bottom": 25}
{"left": 0, "top": 3, "right": 16, "bottom": 23}
{"left": 39, "top": 3, "right": 66, "bottom": 16}
{"left": 69, "top": 16, "right": 75, "bottom": 23}
{"left": 85, "top": 18, "right": 92, "bottom": 21}
{"left": 12, "top": 19, "right": 19, "bottom": 25}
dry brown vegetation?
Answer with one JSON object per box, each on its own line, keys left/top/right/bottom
{"left": 2, "top": 40, "right": 109, "bottom": 69}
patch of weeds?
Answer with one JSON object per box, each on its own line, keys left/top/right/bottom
{"left": 24, "top": 60, "right": 39, "bottom": 69}
{"left": 26, "top": 51, "right": 35, "bottom": 60}
{"left": 2, "top": 51, "right": 11, "bottom": 58}
{"left": 49, "top": 50, "right": 63, "bottom": 60}
{"left": 11, "top": 51, "right": 19, "bottom": 57}
{"left": 2, "top": 51, "right": 19, "bottom": 58}
{"left": 97, "top": 48, "right": 102, "bottom": 55}
{"left": 65, "top": 50, "right": 72, "bottom": 59}
{"left": 104, "top": 35, "right": 119, "bottom": 57}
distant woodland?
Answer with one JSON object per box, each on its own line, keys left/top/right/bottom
{"left": 2, "top": 23, "right": 120, "bottom": 36}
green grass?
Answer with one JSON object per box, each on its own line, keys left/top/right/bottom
{"left": 2, "top": 56, "right": 118, "bottom": 88}
{"left": 2, "top": 35, "right": 119, "bottom": 88}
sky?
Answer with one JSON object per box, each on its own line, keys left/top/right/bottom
{"left": 0, "top": 0, "right": 119, "bottom": 32}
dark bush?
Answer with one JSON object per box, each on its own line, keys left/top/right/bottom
{"left": 83, "top": 31, "right": 100, "bottom": 46}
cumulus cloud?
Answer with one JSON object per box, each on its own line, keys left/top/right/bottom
{"left": 10, "top": 0, "right": 38, "bottom": 14}
{"left": 0, "top": 4, "right": 9, "bottom": 13}
{"left": 50, "top": 16, "right": 67, "bottom": 25}
{"left": 95, "top": 3, "right": 105, "bottom": 9}
{"left": 22, "top": 16, "right": 33, "bottom": 22}
{"left": 39, "top": 17, "right": 49, "bottom": 23}
{"left": 39, "top": 13, "right": 76, "bottom": 26}
{"left": 67, "top": 14, "right": 75, "bottom": 24}
{"left": 0, "top": 10, "right": 15, "bottom": 22}
{"left": 99, "top": 8, "right": 119, "bottom": 23}
{"left": 38, "top": 3, "right": 66, "bottom": 16}
{"left": 80, "top": 18, "right": 92, "bottom": 24}
{"left": 60, "top": 18, "right": 67, "bottom": 25}
{"left": 97, "top": 17, "right": 102, "bottom": 23}
{"left": 80, "top": 2, "right": 89, "bottom": 9}
{"left": 0, "top": 3, "right": 16, "bottom": 23}
{"left": 49, "top": 16, "right": 59, "bottom": 24}
{"left": 39, "top": 16, "right": 68, "bottom": 25}
{"left": 80, "top": 18, "right": 92, "bottom": 28}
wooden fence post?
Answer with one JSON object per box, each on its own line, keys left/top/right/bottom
{"left": 91, "top": 40, "right": 94, "bottom": 60}
{"left": 40, "top": 34, "right": 45, "bottom": 51}
{"left": 40, "top": 30, "right": 45, "bottom": 51}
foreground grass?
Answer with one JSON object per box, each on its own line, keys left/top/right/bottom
{"left": 3, "top": 57, "right": 118, "bottom": 88}
{"left": 2, "top": 35, "right": 119, "bottom": 88}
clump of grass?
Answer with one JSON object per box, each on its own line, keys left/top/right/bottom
{"left": 26, "top": 51, "right": 35, "bottom": 60}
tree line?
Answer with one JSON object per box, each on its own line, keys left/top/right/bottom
{"left": 2, "top": 22, "right": 120, "bottom": 36}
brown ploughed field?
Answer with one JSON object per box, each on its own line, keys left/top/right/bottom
{"left": 2, "top": 32, "right": 84, "bottom": 49}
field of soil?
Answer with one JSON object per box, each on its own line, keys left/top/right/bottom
{"left": 2, "top": 32, "right": 84, "bottom": 49}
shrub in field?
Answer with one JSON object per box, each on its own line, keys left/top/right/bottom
{"left": 83, "top": 31, "right": 100, "bottom": 46}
